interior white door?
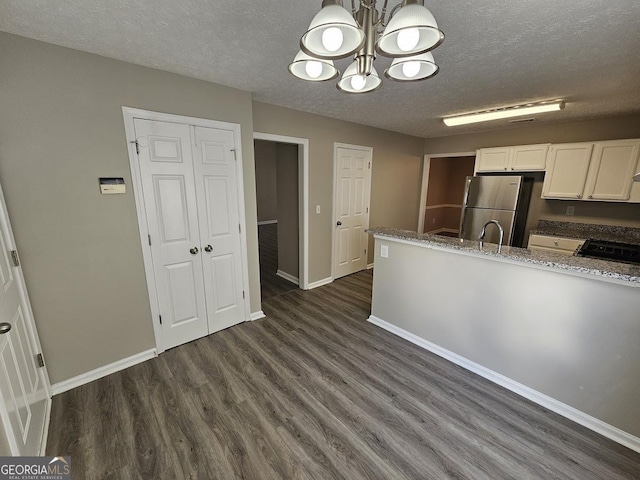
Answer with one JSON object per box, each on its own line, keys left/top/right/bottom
{"left": 193, "top": 126, "right": 246, "bottom": 333}
{"left": 134, "top": 119, "right": 208, "bottom": 350}
{"left": 0, "top": 184, "right": 49, "bottom": 455}
{"left": 334, "top": 145, "right": 372, "bottom": 279}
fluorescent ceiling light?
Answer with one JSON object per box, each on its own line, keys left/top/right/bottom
{"left": 443, "top": 101, "right": 565, "bottom": 127}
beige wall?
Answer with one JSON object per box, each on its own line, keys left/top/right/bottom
{"left": 254, "top": 140, "right": 278, "bottom": 222}
{"left": 276, "top": 143, "right": 299, "bottom": 279}
{"left": 424, "top": 116, "right": 640, "bottom": 229}
{"left": 253, "top": 102, "right": 425, "bottom": 274}
{"left": 0, "top": 33, "right": 260, "bottom": 384}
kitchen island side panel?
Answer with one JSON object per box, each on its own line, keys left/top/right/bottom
{"left": 370, "top": 237, "right": 640, "bottom": 438}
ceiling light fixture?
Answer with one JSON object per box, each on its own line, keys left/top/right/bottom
{"left": 290, "top": 0, "right": 444, "bottom": 93}
{"left": 443, "top": 101, "right": 565, "bottom": 127}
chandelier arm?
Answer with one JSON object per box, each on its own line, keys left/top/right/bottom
{"left": 351, "top": 0, "right": 357, "bottom": 16}
{"left": 376, "top": 0, "right": 389, "bottom": 27}
{"left": 380, "top": 2, "right": 403, "bottom": 27}
{"left": 360, "top": 0, "right": 373, "bottom": 10}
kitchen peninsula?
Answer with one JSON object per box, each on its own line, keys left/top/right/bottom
{"left": 367, "top": 227, "right": 640, "bottom": 452}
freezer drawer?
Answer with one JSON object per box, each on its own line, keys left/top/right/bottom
{"left": 460, "top": 208, "right": 516, "bottom": 245}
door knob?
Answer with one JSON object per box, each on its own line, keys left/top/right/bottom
{"left": 190, "top": 247, "right": 199, "bottom": 255}
{"left": 204, "top": 245, "right": 213, "bottom": 252}
{"left": 0, "top": 323, "right": 11, "bottom": 335}
{"left": 337, "top": 221, "right": 342, "bottom": 226}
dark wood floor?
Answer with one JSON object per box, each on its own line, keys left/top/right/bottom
{"left": 47, "top": 270, "right": 640, "bottom": 479}
{"left": 258, "top": 223, "right": 298, "bottom": 301}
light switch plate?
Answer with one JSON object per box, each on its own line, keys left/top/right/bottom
{"left": 316, "top": 205, "right": 321, "bottom": 214}
{"left": 380, "top": 245, "right": 389, "bottom": 258}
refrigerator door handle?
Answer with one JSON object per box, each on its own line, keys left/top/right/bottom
{"left": 459, "top": 207, "right": 467, "bottom": 238}
{"left": 459, "top": 177, "right": 473, "bottom": 238}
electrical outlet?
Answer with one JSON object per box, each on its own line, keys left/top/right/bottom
{"left": 566, "top": 206, "right": 575, "bottom": 216}
{"left": 380, "top": 245, "right": 389, "bottom": 258}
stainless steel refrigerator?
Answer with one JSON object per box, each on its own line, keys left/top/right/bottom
{"left": 459, "top": 175, "right": 532, "bottom": 247}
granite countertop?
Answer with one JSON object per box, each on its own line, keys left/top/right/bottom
{"left": 367, "top": 226, "right": 640, "bottom": 285}
{"left": 530, "top": 220, "right": 640, "bottom": 244}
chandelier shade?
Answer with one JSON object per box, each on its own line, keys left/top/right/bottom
{"left": 300, "top": 1, "right": 366, "bottom": 59}
{"left": 376, "top": 1, "right": 444, "bottom": 57}
{"left": 288, "top": 51, "right": 339, "bottom": 82}
{"left": 337, "top": 61, "right": 382, "bottom": 93}
{"left": 385, "top": 52, "right": 439, "bottom": 81}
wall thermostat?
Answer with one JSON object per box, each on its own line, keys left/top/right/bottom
{"left": 99, "top": 177, "right": 126, "bottom": 194}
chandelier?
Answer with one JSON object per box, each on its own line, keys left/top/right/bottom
{"left": 288, "top": 0, "right": 444, "bottom": 93}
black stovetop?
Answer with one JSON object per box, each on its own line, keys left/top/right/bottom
{"left": 577, "top": 239, "right": 640, "bottom": 265}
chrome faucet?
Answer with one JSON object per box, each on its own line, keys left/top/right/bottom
{"left": 478, "top": 220, "right": 505, "bottom": 253}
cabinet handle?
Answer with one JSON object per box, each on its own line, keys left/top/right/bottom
{"left": 554, "top": 241, "right": 558, "bottom": 246}
{"left": 588, "top": 195, "right": 593, "bottom": 199}
{"left": 576, "top": 194, "right": 581, "bottom": 199}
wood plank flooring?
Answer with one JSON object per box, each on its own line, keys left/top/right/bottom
{"left": 47, "top": 270, "right": 640, "bottom": 479}
{"left": 258, "top": 223, "right": 298, "bottom": 301}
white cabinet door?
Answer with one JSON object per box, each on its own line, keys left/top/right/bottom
{"left": 134, "top": 119, "right": 209, "bottom": 350}
{"left": 510, "top": 144, "right": 548, "bottom": 171}
{"left": 193, "top": 126, "right": 246, "bottom": 333}
{"left": 542, "top": 143, "right": 594, "bottom": 199}
{"left": 0, "top": 184, "right": 49, "bottom": 455}
{"left": 334, "top": 145, "right": 371, "bottom": 279}
{"left": 583, "top": 140, "right": 640, "bottom": 201}
{"left": 475, "top": 147, "right": 510, "bottom": 172}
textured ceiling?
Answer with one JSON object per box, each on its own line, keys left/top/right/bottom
{"left": 1, "top": 1, "right": 639, "bottom": 138}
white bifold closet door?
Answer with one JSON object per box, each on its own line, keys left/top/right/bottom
{"left": 134, "top": 119, "right": 245, "bottom": 350}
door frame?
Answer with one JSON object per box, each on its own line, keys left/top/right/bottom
{"left": 418, "top": 151, "right": 477, "bottom": 233}
{"left": 122, "top": 107, "right": 252, "bottom": 354}
{"left": 0, "top": 182, "right": 52, "bottom": 455}
{"left": 252, "top": 132, "right": 310, "bottom": 290}
{"left": 331, "top": 143, "right": 373, "bottom": 281}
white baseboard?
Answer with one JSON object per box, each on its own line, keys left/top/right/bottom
{"left": 367, "top": 263, "right": 374, "bottom": 270}
{"left": 51, "top": 348, "right": 157, "bottom": 396}
{"left": 307, "top": 276, "right": 333, "bottom": 290}
{"left": 250, "top": 310, "right": 266, "bottom": 321}
{"left": 276, "top": 270, "right": 299, "bottom": 285}
{"left": 368, "top": 315, "right": 640, "bottom": 454}
{"left": 257, "top": 220, "right": 277, "bottom": 225}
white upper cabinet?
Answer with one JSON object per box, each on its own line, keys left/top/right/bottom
{"left": 542, "top": 143, "right": 594, "bottom": 199}
{"left": 475, "top": 147, "right": 510, "bottom": 172}
{"left": 583, "top": 140, "right": 640, "bottom": 201}
{"left": 542, "top": 139, "right": 640, "bottom": 202}
{"left": 510, "top": 144, "right": 549, "bottom": 171}
{"left": 476, "top": 144, "right": 549, "bottom": 173}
